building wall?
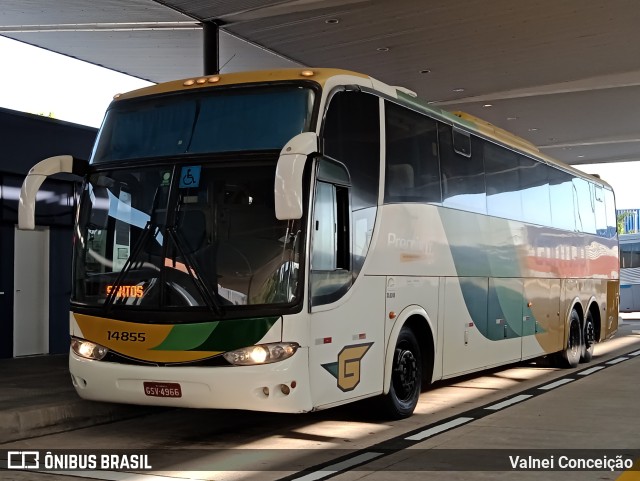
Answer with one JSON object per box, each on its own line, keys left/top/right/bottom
{"left": 0, "top": 225, "right": 15, "bottom": 357}
{"left": 0, "top": 107, "right": 97, "bottom": 358}
{"left": 0, "top": 107, "right": 98, "bottom": 175}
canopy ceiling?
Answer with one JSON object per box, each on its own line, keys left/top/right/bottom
{"left": 2, "top": 0, "right": 640, "bottom": 166}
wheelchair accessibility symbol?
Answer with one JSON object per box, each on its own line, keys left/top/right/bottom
{"left": 179, "top": 166, "right": 201, "bottom": 188}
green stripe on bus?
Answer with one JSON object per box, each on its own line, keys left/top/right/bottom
{"left": 151, "top": 322, "right": 219, "bottom": 351}
{"left": 192, "top": 316, "right": 280, "bottom": 351}
{"left": 151, "top": 317, "right": 279, "bottom": 352}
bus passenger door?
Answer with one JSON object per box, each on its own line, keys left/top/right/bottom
{"left": 307, "top": 172, "right": 384, "bottom": 409}
{"left": 308, "top": 89, "right": 384, "bottom": 408}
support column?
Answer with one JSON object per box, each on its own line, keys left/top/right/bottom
{"left": 203, "top": 21, "right": 220, "bottom": 75}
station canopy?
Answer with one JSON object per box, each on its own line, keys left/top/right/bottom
{"left": 2, "top": 0, "right": 640, "bottom": 166}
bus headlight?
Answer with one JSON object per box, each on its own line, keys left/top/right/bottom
{"left": 71, "top": 338, "right": 109, "bottom": 361}
{"left": 223, "top": 342, "right": 299, "bottom": 366}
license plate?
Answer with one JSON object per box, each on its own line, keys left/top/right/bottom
{"left": 143, "top": 381, "right": 182, "bottom": 398}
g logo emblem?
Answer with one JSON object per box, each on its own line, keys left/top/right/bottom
{"left": 322, "top": 343, "right": 373, "bottom": 392}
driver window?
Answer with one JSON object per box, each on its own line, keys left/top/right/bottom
{"left": 310, "top": 161, "right": 352, "bottom": 308}
{"left": 312, "top": 182, "right": 337, "bottom": 271}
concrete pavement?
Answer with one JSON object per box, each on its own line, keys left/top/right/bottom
{"left": 0, "top": 354, "right": 159, "bottom": 443}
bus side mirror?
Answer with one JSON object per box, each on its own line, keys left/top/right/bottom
{"left": 19, "top": 155, "right": 89, "bottom": 230}
{"left": 274, "top": 132, "right": 318, "bottom": 220}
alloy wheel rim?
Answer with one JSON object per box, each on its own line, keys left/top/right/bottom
{"left": 585, "top": 320, "right": 595, "bottom": 349}
{"left": 569, "top": 321, "right": 581, "bottom": 357}
{"left": 393, "top": 347, "right": 417, "bottom": 401}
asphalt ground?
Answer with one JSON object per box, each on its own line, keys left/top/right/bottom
{"left": 0, "top": 315, "right": 638, "bottom": 481}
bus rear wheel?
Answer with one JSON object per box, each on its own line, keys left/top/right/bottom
{"left": 580, "top": 311, "right": 595, "bottom": 363}
{"left": 557, "top": 308, "right": 581, "bottom": 368}
{"left": 381, "top": 326, "right": 422, "bottom": 419}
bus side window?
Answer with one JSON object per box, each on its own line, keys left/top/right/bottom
{"left": 573, "top": 177, "right": 596, "bottom": 234}
{"left": 387, "top": 163, "right": 414, "bottom": 198}
{"left": 439, "top": 123, "right": 486, "bottom": 214}
{"left": 594, "top": 184, "right": 608, "bottom": 237}
{"left": 484, "top": 141, "right": 522, "bottom": 221}
{"left": 322, "top": 90, "right": 380, "bottom": 210}
{"left": 548, "top": 168, "right": 576, "bottom": 231}
{"left": 603, "top": 188, "right": 617, "bottom": 238}
{"left": 519, "top": 154, "right": 551, "bottom": 227}
{"left": 384, "top": 100, "right": 440, "bottom": 203}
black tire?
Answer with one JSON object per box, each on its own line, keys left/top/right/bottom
{"left": 557, "top": 309, "right": 582, "bottom": 368}
{"left": 580, "top": 311, "right": 595, "bottom": 363}
{"left": 380, "top": 326, "right": 422, "bottom": 419}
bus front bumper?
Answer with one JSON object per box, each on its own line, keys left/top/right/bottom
{"left": 69, "top": 348, "right": 313, "bottom": 413}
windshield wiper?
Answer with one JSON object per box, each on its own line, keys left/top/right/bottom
{"left": 166, "top": 226, "right": 223, "bottom": 316}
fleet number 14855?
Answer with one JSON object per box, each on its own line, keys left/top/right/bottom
{"left": 106, "top": 331, "right": 146, "bottom": 342}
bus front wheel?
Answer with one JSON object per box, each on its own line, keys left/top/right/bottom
{"left": 381, "top": 326, "right": 422, "bottom": 419}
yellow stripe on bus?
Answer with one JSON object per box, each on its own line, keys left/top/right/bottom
{"left": 73, "top": 313, "right": 222, "bottom": 363}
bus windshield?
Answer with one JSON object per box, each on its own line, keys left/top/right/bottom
{"left": 91, "top": 84, "right": 316, "bottom": 163}
{"left": 72, "top": 161, "right": 303, "bottom": 314}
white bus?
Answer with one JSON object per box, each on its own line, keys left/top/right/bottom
{"left": 19, "top": 69, "right": 619, "bottom": 418}
{"left": 619, "top": 233, "right": 640, "bottom": 312}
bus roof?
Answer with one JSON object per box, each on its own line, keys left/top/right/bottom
{"left": 112, "top": 68, "right": 368, "bottom": 101}
{"left": 111, "top": 67, "right": 611, "bottom": 190}
{"left": 390, "top": 92, "right": 613, "bottom": 191}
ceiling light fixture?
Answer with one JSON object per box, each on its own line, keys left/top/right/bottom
{"left": 377, "top": 47, "right": 390, "bottom": 52}
{"left": 420, "top": 69, "right": 431, "bottom": 74}
{"left": 483, "top": 104, "right": 492, "bottom": 108}
{"left": 325, "top": 18, "right": 340, "bottom": 24}
{"left": 528, "top": 128, "right": 538, "bottom": 132}
{"left": 452, "top": 88, "right": 465, "bottom": 92}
